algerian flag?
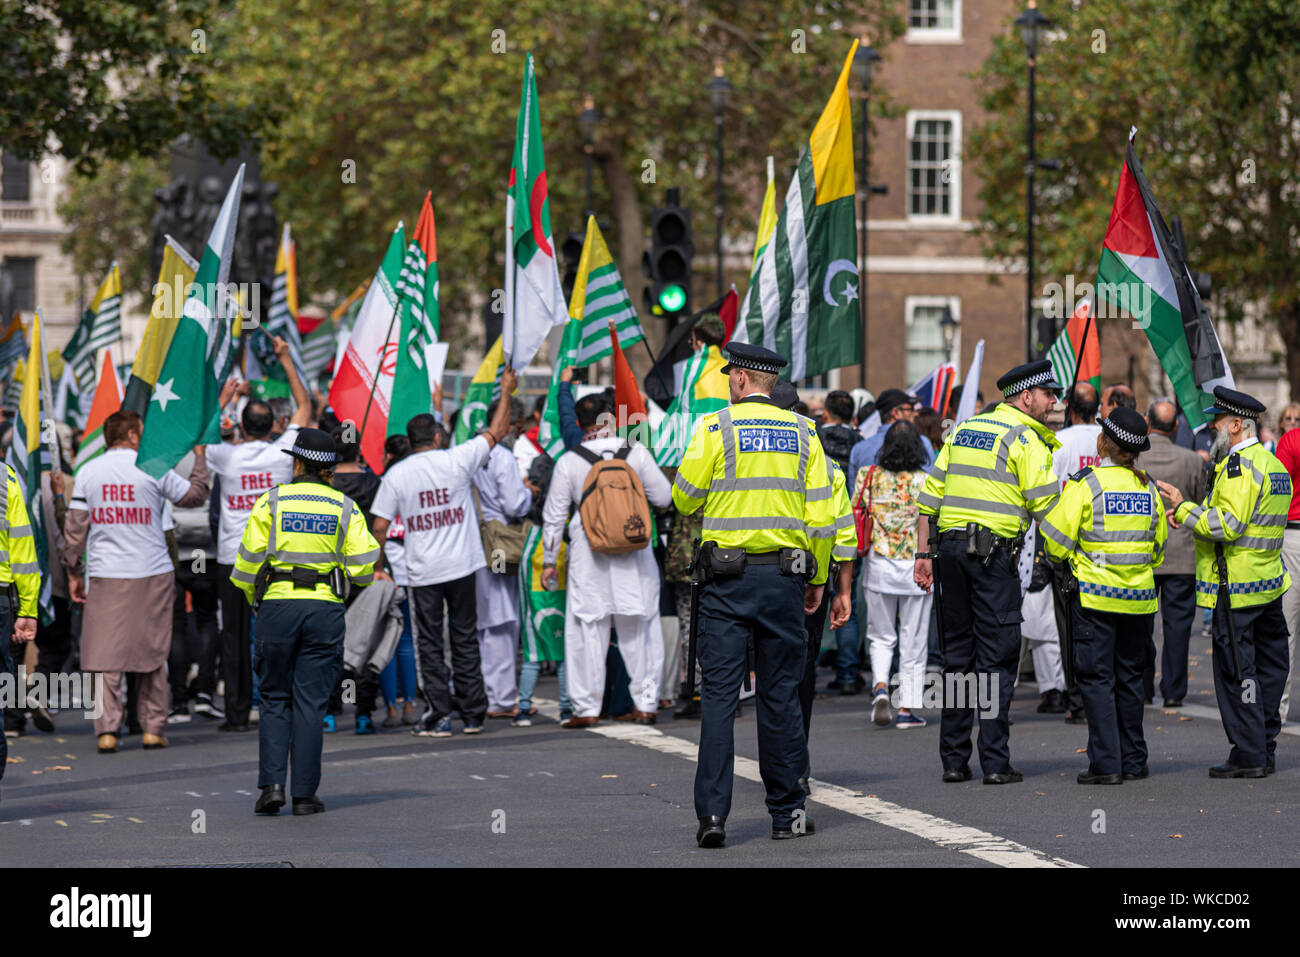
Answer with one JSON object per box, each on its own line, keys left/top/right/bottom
{"left": 653, "top": 343, "right": 728, "bottom": 468}
{"left": 136, "top": 165, "right": 246, "bottom": 478}
{"left": 1095, "top": 129, "right": 1232, "bottom": 431}
{"left": 453, "top": 335, "right": 506, "bottom": 446}
{"left": 264, "top": 223, "right": 307, "bottom": 384}
{"left": 733, "top": 42, "right": 861, "bottom": 382}
{"left": 123, "top": 235, "right": 198, "bottom": 416}
{"left": 568, "top": 215, "right": 645, "bottom": 366}
{"left": 1046, "top": 299, "right": 1100, "bottom": 394}
{"left": 6, "top": 311, "right": 52, "bottom": 622}
{"left": 389, "top": 191, "right": 440, "bottom": 437}
{"left": 62, "top": 263, "right": 122, "bottom": 388}
{"left": 503, "top": 53, "right": 568, "bottom": 371}
{"left": 74, "top": 350, "right": 123, "bottom": 476}
{"left": 519, "top": 525, "right": 565, "bottom": 663}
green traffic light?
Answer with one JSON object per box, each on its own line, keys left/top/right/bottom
{"left": 658, "top": 284, "right": 686, "bottom": 312}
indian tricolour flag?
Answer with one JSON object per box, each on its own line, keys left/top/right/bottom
{"left": 1095, "top": 130, "right": 1232, "bottom": 431}
{"left": 74, "top": 351, "right": 123, "bottom": 476}
{"left": 732, "top": 42, "right": 860, "bottom": 382}
{"left": 504, "top": 53, "right": 568, "bottom": 371}
{"left": 568, "top": 215, "right": 645, "bottom": 366}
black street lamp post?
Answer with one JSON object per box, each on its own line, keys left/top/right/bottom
{"left": 1015, "top": 0, "right": 1052, "bottom": 361}
{"left": 940, "top": 304, "right": 959, "bottom": 365}
{"left": 579, "top": 94, "right": 598, "bottom": 220}
{"left": 851, "top": 38, "right": 885, "bottom": 389}
{"left": 707, "top": 61, "right": 732, "bottom": 300}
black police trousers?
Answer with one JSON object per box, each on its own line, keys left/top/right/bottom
{"left": 695, "top": 562, "right": 807, "bottom": 827}
{"left": 253, "top": 598, "right": 345, "bottom": 798}
{"left": 0, "top": 596, "right": 13, "bottom": 781}
{"left": 1071, "top": 602, "right": 1150, "bottom": 776}
{"left": 1212, "top": 596, "right": 1288, "bottom": 770}
{"left": 936, "top": 537, "right": 1020, "bottom": 776}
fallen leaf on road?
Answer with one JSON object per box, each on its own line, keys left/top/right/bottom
{"left": 30, "top": 770, "right": 42, "bottom": 775}
{"left": 1076, "top": 748, "right": 1086, "bottom": 754}
{"left": 55, "top": 820, "right": 67, "bottom": 827}
{"left": 1035, "top": 791, "right": 1045, "bottom": 796}
{"left": 601, "top": 774, "right": 618, "bottom": 779}
{"left": 45, "top": 765, "right": 72, "bottom": 771}
{"left": 5, "top": 756, "right": 21, "bottom": 764}
{"left": 1170, "top": 834, "right": 1182, "bottom": 838}
{"left": 1178, "top": 717, "right": 1192, "bottom": 722}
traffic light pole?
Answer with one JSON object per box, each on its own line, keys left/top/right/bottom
{"left": 714, "top": 110, "right": 725, "bottom": 300}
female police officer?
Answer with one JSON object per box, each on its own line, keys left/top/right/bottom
{"left": 1040, "top": 407, "right": 1167, "bottom": 784}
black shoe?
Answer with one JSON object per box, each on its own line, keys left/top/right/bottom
{"left": 1266, "top": 763, "right": 1276, "bottom": 776}
{"left": 254, "top": 784, "right": 285, "bottom": 815}
{"left": 983, "top": 768, "right": 1024, "bottom": 785}
{"left": 942, "top": 766, "right": 972, "bottom": 783}
{"left": 292, "top": 796, "right": 325, "bottom": 815}
{"left": 1064, "top": 710, "right": 1087, "bottom": 725}
{"left": 28, "top": 707, "right": 55, "bottom": 732}
{"left": 826, "top": 678, "right": 843, "bottom": 691}
{"left": 839, "top": 683, "right": 861, "bottom": 697}
{"left": 1208, "top": 762, "right": 1267, "bottom": 779}
{"left": 696, "top": 815, "right": 725, "bottom": 848}
{"left": 1036, "top": 689, "right": 1066, "bottom": 714}
{"left": 674, "top": 698, "right": 701, "bottom": 719}
{"left": 1077, "top": 770, "right": 1123, "bottom": 785}
{"left": 798, "top": 776, "right": 811, "bottom": 797}
{"left": 1123, "top": 766, "right": 1150, "bottom": 780}
{"left": 1162, "top": 698, "right": 1183, "bottom": 708}
{"left": 772, "top": 817, "right": 815, "bottom": 839}
{"left": 217, "top": 722, "right": 252, "bottom": 733}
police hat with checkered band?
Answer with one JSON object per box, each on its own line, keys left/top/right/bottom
{"left": 996, "top": 359, "right": 1062, "bottom": 399}
{"left": 719, "top": 342, "right": 788, "bottom": 376}
{"left": 1203, "top": 385, "right": 1266, "bottom": 420}
{"left": 1097, "top": 406, "right": 1150, "bottom": 453}
{"left": 282, "top": 427, "right": 338, "bottom": 466}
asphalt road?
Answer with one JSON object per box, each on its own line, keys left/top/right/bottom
{"left": 2, "top": 624, "right": 1296, "bottom": 868}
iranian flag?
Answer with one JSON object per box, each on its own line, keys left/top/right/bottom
{"left": 74, "top": 351, "right": 123, "bottom": 476}
{"left": 504, "top": 53, "right": 568, "bottom": 371}
{"left": 136, "top": 166, "right": 245, "bottom": 478}
{"left": 1046, "top": 299, "right": 1100, "bottom": 393}
{"left": 328, "top": 223, "right": 406, "bottom": 472}
{"left": 1095, "top": 130, "right": 1232, "bottom": 431}
{"left": 389, "top": 192, "right": 440, "bottom": 438}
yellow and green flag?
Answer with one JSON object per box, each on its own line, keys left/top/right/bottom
{"left": 452, "top": 335, "right": 506, "bottom": 446}
{"left": 123, "top": 236, "right": 197, "bottom": 415}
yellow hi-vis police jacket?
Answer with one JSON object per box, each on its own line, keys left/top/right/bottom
{"left": 672, "top": 397, "right": 838, "bottom": 585}
{"left": 808, "top": 457, "right": 858, "bottom": 574}
{"left": 0, "top": 465, "right": 41, "bottom": 617}
{"left": 1041, "top": 463, "right": 1167, "bottom": 614}
{"left": 231, "top": 478, "right": 381, "bottom": 605}
{"left": 918, "top": 402, "right": 1061, "bottom": 537}
{"left": 1172, "top": 439, "right": 1290, "bottom": 610}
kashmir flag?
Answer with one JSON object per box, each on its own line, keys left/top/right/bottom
{"left": 62, "top": 263, "right": 122, "bottom": 388}
{"left": 124, "top": 236, "right": 198, "bottom": 416}
{"left": 568, "top": 215, "right": 646, "bottom": 366}
{"left": 389, "top": 192, "right": 441, "bottom": 437}
{"left": 328, "top": 223, "right": 406, "bottom": 471}
{"left": 503, "top": 53, "right": 568, "bottom": 370}
{"left": 51, "top": 355, "right": 83, "bottom": 428}
{"left": 299, "top": 317, "right": 337, "bottom": 384}
{"left": 263, "top": 223, "right": 307, "bottom": 385}
{"left": 733, "top": 44, "right": 860, "bottom": 381}
{"left": 136, "top": 166, "right": 246, "bottom": 478}
{"left": 652, "top": 341, "right": 729, "bottom": 468}
{"left": 453, "top": 335, "right": 506, "bottom": 446}
{"left": 1047, "top": 299, "right": 1101, "bottom": 394}
{"left": 6, "top": 311, "right": 52, "bottom": 622}
{"left": 74, "top": 351, "right": 123, "bottom": 476}
{"left": 519, "top": 525, "right": 565, "bottom": 663}
{"left": 1095, "top": 130, "right": 1232, "bottom": 431}
{"left": 538, "top": 319, "right": 582, "bottom": 457}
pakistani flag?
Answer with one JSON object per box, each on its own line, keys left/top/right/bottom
{"left": 62, "top": 263, "right": 121, "bottom": 388}
{"left": 568, "top": 215, "right": 645, "bottom": 366}
{"left": 136, "top": 165, "right": 246, "bottom": 478}
{"left": 504, "top": 53, "right": 568, "bottom": 371}
{"left": 453, "top": 336, "right": 506, "bottom": 446}
{"left": 389, "top": 191, "right": 440, "bottom": 437}
{"left": 264, "top": 223, "right": 307, "bottom": 384}
{"left": 732, "top": 42, "right": 861, "bottom": 382}
{"left": 653, "top": 342, "right": 728, "bottom": 468}
{"left": 123, "top": 236, "right": 197, "bottom": 416}
{"left": 6, "top": 311, "right": 52, "bottom": 622}
{"left": 519, "top": 525, "right": 565, "bottom": 663}
{"left": 1095, "top": 130, "right": 1232, "bottom": 431}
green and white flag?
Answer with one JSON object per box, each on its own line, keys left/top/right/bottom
{"left": 62, "top": 263, "right": 122, "bottom": 389}
{"left": 538, "top": 318, "right": 581, "bottom": 458}
{"left": 568, "top": 215, "right": 644, "bottom": 366}
{"left": 136, "top": 165, "right": 246, "bottom": 478}
{"left": 653, "top": 342, "right": 729, "bottom": 468}
{"left": 732, "top": 43, "right": 861, "bottom": 382}
{"left": 390, "top": 192, "right": 440, "bottom": 437}
{"left": 519, "top": 524, "right": 565, "bottom": 663}
{"left": 7, "top": 312, "right": 53, "bottom": 622}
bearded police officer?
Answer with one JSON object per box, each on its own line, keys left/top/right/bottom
{"left": 1041, "top": 408, "right": 1167, "bottom": 784}
{"left": 673, "top": 343, "right": 849, "bottom": 847}
{"left": 232, "top": 428, "right": 382, "bottom": 815}
{"left": 1157, "top": 386, "right": 1291, "bottom": 778}
{"left": 914, "top": 360, "right": 1062, "bottom": 784}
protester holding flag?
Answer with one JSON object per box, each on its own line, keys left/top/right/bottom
{"left": 62, "top": 410, "right": 211, "bottom": 754}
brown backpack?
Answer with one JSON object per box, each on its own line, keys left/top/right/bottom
{"left": 572, "top": 443, "right": 652, "bottom": 555}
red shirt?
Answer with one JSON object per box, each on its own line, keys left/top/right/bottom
{"left": 1273, "top": 428, "right": 1300, "bottom": 522}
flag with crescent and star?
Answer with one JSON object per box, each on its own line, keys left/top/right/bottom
{"left": 732, "top": 41, "right": 860, "bottom": 382}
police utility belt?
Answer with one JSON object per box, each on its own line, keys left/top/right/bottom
{"left": 939, "top": 523, "right": 1025, "bottom": 567}
{"left": 692, "top": 540, "right": 817, "bottom": 583}
{"left": 253, "top": 564, "right": 349, "bottom": 607}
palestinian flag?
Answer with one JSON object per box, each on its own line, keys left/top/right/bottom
{"left": 1095, "top": 130, "right": 1231, "bottom": 430}
{"left": 264, "top": 223, "right": 307, "bottom": 384}
{"left": 389, "top": 192, "right": 440, "bottom": 437}
{"left": 652, "top": 340, "right": 728, "bottom": 468}
{"left": 6, "top": 311, "right": 51, "bottom": 622}
{"left": 503, "top": 53, "right": 568, "bottom": 370}
{"left": 519, "top": 525, "right": 565, "bottom": 663}
{"left": 74, "top": 351, "right": 123, "bottom": 476}
{"left": 136, "top": 166, "right": 246, "bottom": 478}
{"left": 732, "top": 43, "right": 860, "bottom": 382}
{"left": 453, "top": 335, "right": 506, "bottom": 446}
{"left": 568, "top": 215, "right": 645, "bottom": 366}
{"left": 328, "top": 223, "right": 406, "bottom": 471}
{"left": 62, "top": 263, "right": 121, "bottom": 388}
{"left": 1047, "top": 299, "right": 1100, "bottom": 393}
{"left": 123, "top": 236, "right": 198, "bottom": 416}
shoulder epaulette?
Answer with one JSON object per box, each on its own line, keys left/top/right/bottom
{"left": 1068, "top": 465, "right": 1093, "bottom": 483}
{"left": 1226, "top": 452, "right": 1241, "bottom": 479}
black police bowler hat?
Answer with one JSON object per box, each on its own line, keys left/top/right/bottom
{"left": 720, "top": 342, "right": 788, "bottom": 375}
{"left": 1098, "top": 406, "right": 1150, "bottom": 453}
{"left": 283, "top": 427, "right": 339, "bottom": 465}
{"left": 997, "top": 359, "right": 1062, "bottom": 398}
{"left": 1203, "top": 385, "right": 1265, "bottom": 420}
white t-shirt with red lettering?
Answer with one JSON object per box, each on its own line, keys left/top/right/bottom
{"left": 70, "top": 448, "right": 192, "bottom": 579}
{"left": 205, "top": 427, "right": 299, "bottom": 565}
{"left": 371, "top": 437, "right": 491, "bottom": 586}
{"left": 1052, "top": 424, "right": 1103, "bottom": 487}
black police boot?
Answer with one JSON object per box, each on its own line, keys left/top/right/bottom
{"left": 1123, "top": 766, "right": 1150, "bottom": 781}
{"left": 982, "top": 767, "right": 1024, "bottom": 785}
{"left": 254, "top": 784, "right": 285, "bottom": 815}
{"left": 292, "top": 796, "right": 326, "bottom": 815}
{"left": 941, "top": 766, "right": 972, "bottom": 783}
{"left": 674, "top": 697, "right": 701, "bottom": 719}
{"left": 1036, "top": 689, "right": 1066, "bottom": 714}
{"left": 1076, "top": 769, "right": 1122, "bottom": 785}
{"left": 1208, "top": 762, "right": 1266, "bottom": 779}
{"left": 696, "top": 816, "right": 725, "bottom": 848}
{"left": 772, "top": 816, "right": 815, "bottom": 840}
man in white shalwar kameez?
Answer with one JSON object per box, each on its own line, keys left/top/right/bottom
{"left": 541, "top": 397, "right": 672, "bottom": 726}
{"left": 471, "top": 411, "right": 533, "bottom": 717}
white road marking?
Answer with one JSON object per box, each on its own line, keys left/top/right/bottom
{"left": 532, "top": 700, "right": 1081, "bottom": 868}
